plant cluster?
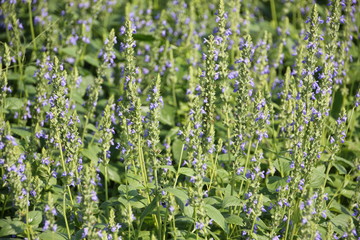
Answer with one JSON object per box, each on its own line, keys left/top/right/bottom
{"left": 0, "top": 0, "right": 359, "bottom": 239}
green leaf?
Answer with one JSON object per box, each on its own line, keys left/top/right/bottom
{"left": 159, "top": 165, "right": 176, "bottom": 173}
{"left": 208, "top": 230, "right": 221, "bottom": 240}
{"left": 345, "top": 141, "right": 360, "bottom": 153}
{"left": 123, "top": 172, "right": 143, "bottom": 189}
{"left": 84, "top": 55, "right": 100, "bottom": 67}
{"left": 309, "top": 165, "right": 326, "bottom": 188}
{"left": 330, "top": 89, "right": 343, "bottom": 119}
{"left": 165, "top": 127, "right": 180, "bottom": 138}
{"left": 328, "top": 201, "right": 351, "bottom": 215}
{"left": 76, "top": 75, "right": 94, "bottom": 96}
{"left": 223, "top": 184, "right": 232, "bottom": 198}
{"left": 178, "top": 230, "right": 196, "bottom": 240}
{"left": 28, "top": 211, "right": 43, "bottom": 227}
{"left": 218, "top": 154, "right": 236, "bottom": 162}
{"left": 81, "top": 145, "right": 101, "bottom": 163}
{"left": 222, "top": 196, "right": 242, "bottom": 208}
{"left": 60, "top": 46, "right": 78, "bottom": 58}
{"left": 340, "top": 189, "right": 355, "bottom": 199}
{"left": 165, "top": 187, "right": 193, "bottom": 217}
{"left": 140, "top": 196, "right": 157, "bottom": 221}
{"left": 5, "top": 97, "right": 24, "bottom": 110}
{"left": 216, "top": 169, "right": 230, "bottom": 181}
{"left": 129, "top": 195, "right": 147, "bottom": 209}
{"left": 256, "top": 217, "right": 271, "bottom": 230}
{"left": 138, "top": 231, "right": 151, "bottom": 239}
{"left": 273, "top": 158, "right": 291, "bottom": 176}
{"left": 175, "top": 216, "right": 194, "bottom": 225}
{"left": 165, "top": 187, "right": 189, "bottom": 204}
{"left": 85, "top": 123, "right": 98, "bottom": 132}
{"left": 172, "top": 139, "right": 186, "bottom": 161}
{"left": 334, "top": 156, "right": 354, "bottom": 167}
{"left": 99, "top": 162, "right": 123, "bottom": 184}
{"left": 204, "top": 204, "right": 228, "bottom": 233}
{"left": 179, "top": 167, "right": 194, "bottom": 177}
{"left": 11, "top": 126, "right": 32, "bottom": 138}
{"left": 160, "top": 104, "right": 175, "bottom": 126}
{"left": 39, "top": 231, "right": 68, "bottom": 240}
{"left": 133, "top": 33, "right": 156, "bottom": 42}
{"left": 225, "top": 215, "right": 244, "bottom": 226}
{"left": 333, "top": 162, "right": 347, "bottom": 175}
{"left": 204, "top": 197, "right": 220, "bottom": 205}
{"left": 266, "top": 176, "right": 287, "bottom": 192}
{"left": 0, "top": 219, "right": 25, "bottom": 237}
{"left": 7, "top": 72, "right": 20, "bottom": 81}
{"left": 330, "top": 214, "right": 351, "bottom": 233}
{"left": 24, "top": 66, "right": 37, "bottom": 83}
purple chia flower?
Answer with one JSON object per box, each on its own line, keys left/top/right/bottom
{"left": 195, "top": 222, "right": 204, "bottom": 230}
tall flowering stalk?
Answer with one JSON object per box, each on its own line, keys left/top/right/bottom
{"left": 46, "top": 57, "right": 72, "bottom": 189}
{"left": 33, "top": 52, "right": 51, "bottom": 129}
{"left": 79, "top": 165, "right": 100, "bottom": 239}
{"left": 63, "top": 111, "right": 83, "bottom": 188}
{"left": 144, "top": 74, "right": 165, "bottom": 239}
{"left": 98, "top": 96, "right": 115, "bottom": 201}
{"left": 254, "top": 31, "right": 271, "bottom": 89}
{"left": 233, "top": 35, "right": 254, "bottom": 192}
{"left": 82, "top": 29, "right": 117, "bottom": 140}
{"left": 228, "top": 0, "right": 242, "bottom": 63}
{"left": 0, "top": 1, "right": 25, "bottom": 91}
{"left": 0, "top": 123, "right": 28, "bottom": 217}
{"left": 215, "top": 1, "right": 235, "bottom": 172}
{"left": 145, "top": 74, "right": 163, "bottom": 180}
{"left": 216, "top": 0, "right": 230, "bottom": 101}
{"left": 118, "top": 20, "right": 143, "bottom": 174}
{"left": 183, "top": 95, "right": 210, "bottom": 237}
{"left": 201, "top": 35, "right": 217, "bottom": 155}
{"left": 43, "top": 193, "right": 58, "bottom": 233}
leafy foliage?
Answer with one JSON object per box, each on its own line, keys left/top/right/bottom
{"left": 0, "top": 0, "right": 359, "bottom": 239}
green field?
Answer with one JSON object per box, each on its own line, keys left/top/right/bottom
{"left": 0, "top": 0, "right": 359, "bottom": 239}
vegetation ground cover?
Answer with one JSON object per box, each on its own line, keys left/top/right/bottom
{"left": 0, "top": 0, "right": 359, "bottom": 239}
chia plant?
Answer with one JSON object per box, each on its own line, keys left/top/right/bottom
{"left": 0, "top": 1, "right": 359, "bottom": 240}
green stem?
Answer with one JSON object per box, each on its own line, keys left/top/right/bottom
{"left": 67, "top": 185, "right": 74, "bottom": 205}
{"left": 173, "top": 144, "right": 185, "bottom": 187}
{"left": 224, "top": 106, "right": 233, "bottom": 194}
{"left": 63, "top": 193, "right": 71, "bottom": 239}
{"left": 172, "top": 214, "right": 177, "bottom": 240}
{"left": 1, "top": 194, "right": 8, "bottom": 218}
{"left": 138, "top": 136, "right": 148, "bottom": 189}
{"left": 81, "top": 115, "right": 89, "bottom": 142}
{"left": 58, "top": 139, "right": 74, "bottom": 205}
{"left": 208, "top": 149, "right": 220, "bottom": 191}
{"left": 124, "top": 171, "right": 134, "bottom": 240}
{"left": 346, "top": 107, "right": 355, "bottom": 140}
{"left": 172, "top": 80, "right": 177, "bottom": 108}
{"left": 154, "top": 169, "right": 162, "bottom": 240}
{"left": 323, "top": 154, "right": 334, "bottom": 190}
{"left": 25, "top": 192, "right": 31, "bottom": 240}
{"left": 28, "top": 1, "right": 37, "bottom": 56}
{"left": 104, "top": 152, "right": 109, "bottom": 203}
{"left": 289, "top": 199, "right": 300, "bottom": 240}
{"left": 270, "top": 0, "right": 278, "bottom": 28}
{"left": 250, "top": 214, "right": 257, "bottom": 237}
{"left": 163, "top": 207, "right": 168, "bottom": 240}
{"left": 284, "top": 208, "right": 292, "bottom": 240}
{"left": 154, "top": 0, "right": 159, "bottom": 9}
{"left": 327, "top": 184, "right": 343, "bottom": 209}
{"left": 238, "top": 139, "right": 253, "bottom": 197}
{"left": 243, "top": 141, "right": 259, "bottom": 195}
